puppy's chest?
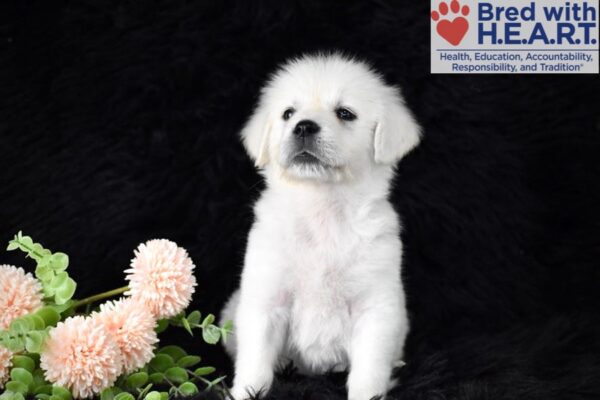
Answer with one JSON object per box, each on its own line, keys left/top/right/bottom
{"left": 289, "top": 207, "right": 360, "bottom": 263}
{"left": 286, "top": 217, "right": 358, "bottom": 294}
{"left": 281, "top": 212, "right": 360, "bottom": 370}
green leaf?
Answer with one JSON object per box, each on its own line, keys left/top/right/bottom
{"left": 5, "top": 380, "right": 29, "bottom": 394}
{"left": 2, "top": 335, "right": 25, "bottom": 352}
{"left": 51, "top": 386, "right": 72, "bottom": 400}
{"left": 49, "top": 253, "right": 69, "bottom": 271}
{"left": 10, "top": 318, "right": 32, "bottom": 334}
{"left": 154, "top": 319, "right": 168, "bottom": 334}
{"left": 24, "top": 317, "right": 39, "bottom": 331}
{"left": 137, "top": 383, "right": 153, "bottom": 400}
{"left": 7, "top": 241, "right": 19, "bottom": 251}
{"left": 159, "top": 393, "right": 168, "bottom": 400}
{"left": 31, "top": 243, "right": 45, "bottom": 258}
{"left": 144, "top": 392, "right": 161, "bottom": 400}
{"left": 19, "top": 235, "right": 34, "bottom": 251}
{"left": 0, "top": 329, "right": 9, "bottom": 341}
{"left": 220, "top": 319, "right": 234, "bottom": 343}
{"left": 49, "top": 272, "right": 68, "bottom": 289}
{"left": 12, "top": 355, "right": 36, "bottom": 372}
{"left": 201, "top": 314, "right": 215, "bottom": 328}
{"left": 164, "top": 367, "right": 188, "bottom": 384}
{"left": 181, "top": 318, "right": 193, "bottom": 336}
{"left": 157, "top": 345, "right": 186, "bottom": 361}
{"left": 100, "top": 388, "right": 114, "bottom": 400}
{"left": 11, "top": 368, "right": 34, "bottom": 388}
{"left": 49, "top": 396, "right": 63, "bottom": 400}
{"left": 178, "top": 382, "right": 199, "bottom": 396}
{"left": 149, "top": 354, "right": 175, "bottom": 372}
{"left": 221, "top": 319, "right": 233, "bottom": 332}
{"left": 32, "top": 368, "right": 45, "bottom": 386}
{"left": 43, "top": 286, "right": 56, "bottom": 298}
{"left": 29, "top": 353, "right": 41, "bottom": 364}
{"left": 125, "top": 372, "right": 148, "bottom": 389}
{"left": 113, "top": 394, "right": 134, "bottom": 400}
{"left": 186, "top": 311, "right": 201, "bottom": 326}
{"left": 202, "top": 325, "right": 221, "bottom": 345}
{"left": 54, "top": 278, "right": 76, "bottom": 305}
{"left": 28, "top": 315, "right": 47, "bottom": 330}
{"left": 35, "top": 307, "right": 61, "bottom": 326}
{"left": 36, "top": 265, "right": 55, "bottom": 284}
{"left": 0, "top": 393, "right": 16, "bottom": 400}
{"left": 35, "top": 264, "right": 55, "bottom": 284}
{"left": 33, "top": 385, "right": 53, "bottom": 395}
{"left": 37, "top": 253, "right": 51, "bottom": 268}
{"left": 207, "top": 376, "right": 226, "bottom": 390}
{"left": 148, "top": 373, "right": 165, "bottom": 384}
{"left": 176, "top": 355, "right": 201, "bottom": 368}
{"left": 193, "top": 366, "right": 215, "bottom": 376}
{"left": 2, "top": 393, "right": 25, "bottom": 400}
{"left": 47, "top": 301, "right": 74, "bottom": 315}
{"left": 35, "top": 395, "right": 51, "bottom": 400}
{"left": 25, "top": 331, "right": 45, "bottom": 353}
{"left": 42, "top": 261, "right": 53, "bottom": 274}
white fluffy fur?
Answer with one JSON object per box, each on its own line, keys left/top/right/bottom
{"left": 221, "top": 53, "right": 421, "bottom": 400}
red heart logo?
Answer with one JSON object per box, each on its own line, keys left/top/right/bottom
{"left": 436, "top": 17, "right": 469, "bottom": 46}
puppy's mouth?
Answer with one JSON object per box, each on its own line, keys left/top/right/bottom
{"left": 292, "top": 150, "right": 322, "bottom": 165}
{"left": 282, "top": 147, "right": 346, "bottom": 182}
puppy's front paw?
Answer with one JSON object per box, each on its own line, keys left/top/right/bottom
{"left": 348, "top": 388, "right": 385, "bottom": 400}
{"left": 228, "top": 386, "right": 250, "bottom": 400}
{"left": 347, "top": 376, "right": 387, "bottom": 400}
{"left": 229, "top": 381, "right": 271, "bottom": 400}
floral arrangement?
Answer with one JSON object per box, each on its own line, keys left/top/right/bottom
{"left": 0, "top": 232, "right": 232, "bottom": 400}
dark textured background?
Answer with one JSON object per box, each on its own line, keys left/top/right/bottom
{"left": 2, "top": 1, "right": 600, "bottom": 399}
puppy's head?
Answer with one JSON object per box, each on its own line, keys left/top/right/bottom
{"left": 241, "top": 54, "right": 421, "bottom": 183}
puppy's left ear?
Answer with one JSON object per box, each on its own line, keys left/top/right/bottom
{"left": 240, "top": 104, "right": 272, "bottom": 168}
{"left": 373, "top": 90, "right": 421, "bottom": 164}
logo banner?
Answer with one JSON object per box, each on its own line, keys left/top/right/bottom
{"left": 431, "top": 0, "right": 599, "bottom": 73}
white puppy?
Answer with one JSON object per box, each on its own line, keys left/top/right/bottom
{"left": 221, "top": 53, "right": 420, "bottom": 400}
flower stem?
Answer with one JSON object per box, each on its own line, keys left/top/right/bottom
{"left": 72, "top": 285, "right": 129, "bottom": 308}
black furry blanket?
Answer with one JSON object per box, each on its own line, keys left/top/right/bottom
{"left": 1, "top": 1, "right": 600, "bottom": 399}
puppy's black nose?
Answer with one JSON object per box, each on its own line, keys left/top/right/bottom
{"left": 293, "top": 120, "right": 320, "bottom": 138}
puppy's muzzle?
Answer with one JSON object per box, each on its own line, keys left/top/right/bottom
{"left": 293, "top": 120, "right": 320, "bottom": 138}
{"left": 290, "top": 119, "right": 324, "bottom": 166}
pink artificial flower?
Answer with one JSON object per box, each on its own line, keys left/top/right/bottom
{"left": 93, "top": 298, "right": 158, "bottom": 374}
{"left": 0, "top": 264, "right": 44, "bottom": 329}
{"left": 125, "top": 239, "right": 197, "bottom": 319}
{"left": 40, "top": 316, "right": 122, "bottom": 399}
{"left": 0, "top": 346, "right": 12, "bottom": 389}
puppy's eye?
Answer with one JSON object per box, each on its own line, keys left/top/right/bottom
{"left": 335, "top": 107, "right": 357, "bottom": 121}
{"left": 282, "top": 108, "right": 295, "bottom": 121}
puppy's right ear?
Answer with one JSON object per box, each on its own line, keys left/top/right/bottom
{"left": 240, "top": 104, "right": 272, "bottom": 168}
{"left": 373, "top": 90, "right": 421, "bottom": 165}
